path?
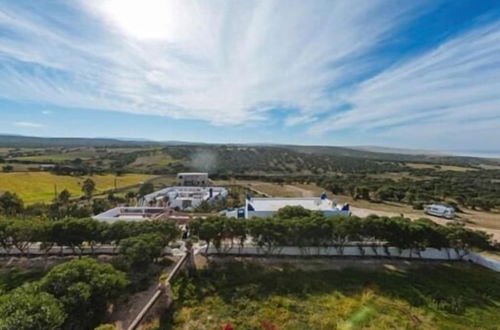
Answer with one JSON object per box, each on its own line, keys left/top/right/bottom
{"left": 350, "top": 206, "right": 500, "bottom": 241}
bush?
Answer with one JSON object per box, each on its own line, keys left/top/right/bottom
{"left": 0, "top": 286, "right": 66, "bottom": 330}
{"left": 39, "top": 258, "right": 128, "bottom": 330}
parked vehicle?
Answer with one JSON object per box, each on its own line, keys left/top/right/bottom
{"left": 424, "top": 204, "right": 455, "bottom": 219}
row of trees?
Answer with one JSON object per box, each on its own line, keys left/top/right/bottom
{"left": 0, "top": 217, "right": 180, "bottom": 260}
{"left": 0, "top": 258, "right": 128, "bottom": 330}
{"left": 188, "top": 207, "right": 494, "bottom": 257}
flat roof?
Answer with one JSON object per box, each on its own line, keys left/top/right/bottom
{"left": 247, "top": 197, "right": 336, "bottom": 211}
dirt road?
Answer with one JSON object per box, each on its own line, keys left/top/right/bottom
{"left": 350, "top": 206, "right": 500, "bottom": 241}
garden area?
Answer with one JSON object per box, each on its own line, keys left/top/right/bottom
{"left": 162, "top": 261, "right": 500, "bottom": 330}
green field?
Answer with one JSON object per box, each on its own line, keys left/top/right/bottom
{"left": 13, "top": 151, "right": 98, "bottom": 163}
{"left": 164, "top": 261, "right": 500, "bottom": 330}
{"left": 0, "top": 172, "right": 155, "bottom": 204}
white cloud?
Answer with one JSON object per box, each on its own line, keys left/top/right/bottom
{"left": 41, "top": 110, "right": 52, "bottom": 115}
{"left": 309, "top": 21, "right": 500, "bottom": 149}
{"left": 0, "top": 0, "right": 423, "bottom": 126}
{"left": 13, "top": 121, "right": 45, "bottom": 128}
{"left": 284, "top": 115, "right": 318, "bottom": 127}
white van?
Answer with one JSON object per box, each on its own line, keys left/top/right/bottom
{"left": 424, "top": 204, "right": 455, "bottom": 219}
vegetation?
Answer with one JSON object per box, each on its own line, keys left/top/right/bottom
{"left": 2, "top": 142, "right": 499, "bottom": 212}
{"left": 0, "top": 217, "right": 181, "bottom": 329}
{"left": 40, "top": 258, "right": 128, "bottom": 329}
{"left": 0, "top": 172, "right": 154, "bottom": 204}
{"left": 119, "top": 233, "right": 167, "bottom": 268}
{"left": 0, "top": 258, "right": 127, "bottom": 330}
{"left": 0, "top": 286, "right": 66, "bottom": 330}
{"left": 188, "top": 211, "right": 494, "bottom": 255}
{"left": 165, "top": 261, "right": 500, "bottom": 329}
{"left": 0, "top": 217, "right": 180, "bottom": 257}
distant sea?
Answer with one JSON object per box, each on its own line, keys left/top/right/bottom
{"left": 445, "top": 150, "right": 500, "bottom": 159}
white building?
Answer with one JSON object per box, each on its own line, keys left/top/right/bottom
{"left": 224, "top": 195, "right": 350, "bottom": 219}
{"left": 92, "top": 206, "right": 195, "bottom": 225}
{"left": 93, "top": 206, "right": 169, "bottom": 223}
{"left": 140, "top": 186, "right": 228, "bottom": 210}
{"left": 176, "top": 172, "right": 209, "bottom": 186}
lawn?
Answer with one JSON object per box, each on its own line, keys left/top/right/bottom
{"left": 0, "top": 172, "right": 155, "bottom": 204}
{"left": 163, "top": 261, "right": 500, "bottom": 330}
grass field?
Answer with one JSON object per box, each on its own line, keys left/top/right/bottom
{"left": 128, "top": 154, "right": 176, "bottom": 170}
{"left": 13, "top": 152, "right": 96, "bottom": 163}
{"left": 406, "top": 163, "right": 474, "bottom": 172}
{"left": 163, "top": 261, "right": 500, "bottom": 330}
{"left": 0, "top": 172, "right": 155, "bottom": 204}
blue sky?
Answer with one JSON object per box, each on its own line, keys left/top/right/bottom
{"left": 0, "top": 0, "right": 499, "bottom": 152}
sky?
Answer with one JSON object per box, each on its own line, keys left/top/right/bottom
{"left": 0, "top": 0, "right": 499, "bottom": 153}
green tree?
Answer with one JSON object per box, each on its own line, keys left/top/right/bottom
{"left": 58, "top": 189, "right": 71, "bottom": 204}
{"left": 0, "top": 286, "right": 66, "bottom": 330}
{"left": 51, "top": 218, "right": 103, "bottom": 255}
{"left": 6, "top": 219, "right": 43, "bottom": 256}
{"left": 39, "top": 258, "right": 128, "bottom": 330}
{"left": 0, "top": 219, "right": 13, "bottom": 254}
{"left": 0, "top": 192, "right": 24, "bottom": 216}
{"left": 125, "top": 191, "right": 136, "bottom": 205}
{"left": 119, "top": 233, "right": 165, "bottom": 268}
{"left": 1, "top": 165, "right": 13, "bottom": 172}
{"left": 81, "top": 178, "right": 96, "bottom": 200}
{"left": 276, "top": 205, "right": 311, "bottom": 219}
{"left": 354, "top": 186, "right": 370, "bottom": 200}
{"left": 137, "top": 182, "right": 154, "bottom": 198}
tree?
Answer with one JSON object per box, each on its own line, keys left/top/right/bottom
{"left": 0, "top": 219, "right": 13, "bottom": 254}
{"left": 354, "top": 186, "right": 370, "bottom": 200}
{"left": 2, "top": 165, "right": 13, "bottom": 172}
{"left": 119, "top": 233, "right": 165, "bottom": 268}
{"left": 50, "top": 218, "right": 103, "bottom": 255}
{"left": 7, "top": 219, "right": 43, "bottom": 255}
{"left": 81, "top": 178, "right": 96, "bottom": 200}
{"left": 125, "top": 191, "right": 136, "bottom": 205}
{"left": 39, "top": 258, "right": 128, "bottom": 330}
{"left": 0, "top": 286, "right": 66, "bottom": 330}
{"left": 137, "top": 182, "right": 154, "bottom": 198}
{"left": 58, "top": 189, "right": 71, "bottom": 204}
{"left": 276, "top": 205, "right": 311, "bottom": 219}
{"left": 0, "top": 192, "right": 24, "bottom": 216}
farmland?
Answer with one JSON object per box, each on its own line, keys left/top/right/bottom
{"left": 0, "top": 172, "right": 154, "bottom": 204}
{"left": 165, "top": 260, "right": 500, "bottom": 330}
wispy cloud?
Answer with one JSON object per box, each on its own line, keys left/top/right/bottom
{"left": 1, "top": 0, "right": 499, "bottom": 149}
{"left": 14, "top": 121, "right": 44, "bottom": 128}
{"left": 284, "top": 115, "right": 318, "bottom": 127}
{"left": 0, "top": 0, "right": 423, "bottom": 126}
{"left": 41, "top": 110, "right": 52, "bottom": 115}
{"left": 309, "top": 20, "right": 500, "bottom": 148}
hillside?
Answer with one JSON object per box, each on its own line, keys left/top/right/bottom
{"left": 1, "top": 135, "right": 497, "bottom": 168}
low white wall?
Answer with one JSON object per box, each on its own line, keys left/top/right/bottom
{"left": 464, "top": 253, "right": 500, "bottom": 272}
{"left": 205, "top": 245, "right": 463, "bottom": 259}
{"left": 204, "top": 245, "right": 500, "bottom": 272}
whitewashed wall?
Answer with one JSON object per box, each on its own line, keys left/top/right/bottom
{"left": 204, "top": 245, "right": 500, "bottom": 272}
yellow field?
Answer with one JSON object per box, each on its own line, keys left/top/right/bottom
{"left": 0, "top": 172, "right": 155, "bottom": 204}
